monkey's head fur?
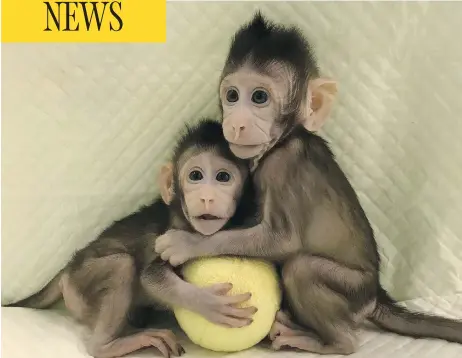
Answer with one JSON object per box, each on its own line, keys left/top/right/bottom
{"left": 219, "top": 11, "right": 338, "bottom": 159}
{"left": 158, "top": 119, "right": 252, "bottom": 236}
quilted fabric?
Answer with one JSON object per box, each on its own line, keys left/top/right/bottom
{"left": 3, "top": 294, "right": 462, "bottom": 357}
{"left": 2, "top": 2, "right": 462, "bottom": 356}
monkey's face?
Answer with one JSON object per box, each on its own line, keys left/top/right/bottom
{"left": 179, "top": 151, "right": 246, "bottom": 235}
{"left": 220, "top": 68, "right": 290, "bottom": 159}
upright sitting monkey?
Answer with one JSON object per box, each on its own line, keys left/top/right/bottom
{"left": 7, "top": 119, "right": 258, "bottom": 358}
{"left": 156, "top": 13, "right": 462, "bottom": 354}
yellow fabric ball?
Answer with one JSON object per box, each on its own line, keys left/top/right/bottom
{"left": 174, "top": 257, "right": 281, "bottom": 352}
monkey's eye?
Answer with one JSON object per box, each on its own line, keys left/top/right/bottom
{"left": 226, "top": 88, "right": 239, "bottom": 103}
{"left": 188, "top": 170, "right": 203, "bottom": 181}
{"left": 251, "top": 89, "right": 269, "bottom": 105}
{"left": 216, "top": 171, "right": 231, "bottom": 183}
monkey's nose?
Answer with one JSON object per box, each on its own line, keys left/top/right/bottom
{"left": 233, "top": 125, "right": 245, "bottom": 141}
{"left": 201, "top": 197, "right": 214, "bottom": 210}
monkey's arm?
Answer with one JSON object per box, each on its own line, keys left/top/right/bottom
{"left": 140, "top": 260, "right": 256, "bottom": 327}
{"left": 155, "top": 223, "right": 299, "bottom": 266}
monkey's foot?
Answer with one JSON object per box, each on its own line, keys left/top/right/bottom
{"left": 269, "top": 311, "right": 356, "bottom": 355}
{"left": 270, "top": 314, "right": 357, "bottom": 355}
{"left": 272, "top": 333, "right": 357, "bottom": 355}
{"left": 90, "top": 329, "right": 185, "bottom": 358}
{"left": 269, "top": 310, "right": 309, "bottom": 340}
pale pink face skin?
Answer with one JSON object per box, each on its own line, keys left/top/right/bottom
{"left": 220, "top": 66, "right": 293, "bottom": 159}
{"left": 180, "top": 151, "right": 245, "bottom": 235}
{"left": 220, "top": 65, "right": 336, "bottom": 160}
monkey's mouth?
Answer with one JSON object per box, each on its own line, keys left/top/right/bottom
{"left": 196, "top": 214, "right": 222, "bottom": 221}
{"left": 231, "top": 144, "right": 263, "bottom": 149}
{"left": 191, "top": 215, "right": 228, "bottom": 236}
{"left": 229, "top": 143, "right": 266, "bottom": 159}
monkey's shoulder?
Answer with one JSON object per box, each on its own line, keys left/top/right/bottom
{"left": 67, "top": 197, "right": 169, "bottom": 271}
{"left": 290, "top": 126, "right": 336, "bottom": 161}
{"left": 101, "top": 196, "right": 170, "bottom": 238}
{"left": 262, "top": 125, "right": 363, "bottom": 203}
{"left": 290, "top": 126, "right": 373, "bottom": 228}
{"left": 261, "top": 125, "right": 335, "bottom": 171}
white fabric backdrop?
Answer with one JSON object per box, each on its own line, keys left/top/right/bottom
{"left": 2, "top": 1, "right": 462, "bottom": 306}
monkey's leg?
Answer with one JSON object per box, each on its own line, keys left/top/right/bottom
{"left": 65, "top": 254, "right": 183, "bottom": 358}
{"left": 272, "top": 254, "right": 375, "bottom": 355}
{"left": 126, "top": 306, "right": 151, "bottom": 328}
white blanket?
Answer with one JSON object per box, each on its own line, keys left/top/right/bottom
{"left": 4, "top": 294, "right": 462, "bottom": 358}
{"left": 2, "top": 1, "right": 462, "bottom": 357}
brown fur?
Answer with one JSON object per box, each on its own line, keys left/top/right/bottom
{"left": 7, "top": 119, "right": 258, "bottom": 358}
{"left": 155, "top": 13, "right": 462, "bottom": 354}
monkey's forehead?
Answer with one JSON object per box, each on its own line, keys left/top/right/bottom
{"left": 177, "top": 148, "right": 244, "bottom": 172}
{"left": 177, "top": 147, "right": 214, "bottom": 167}
{"left": 221, "top": 62, "right": 295, "bottom": 88}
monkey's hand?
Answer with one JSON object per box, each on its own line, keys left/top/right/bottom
{"left": 155, "top": 230, "right": 206, "bottom": 266}
{"left": 189, "top": 283, "right": 256, "bottom": 327}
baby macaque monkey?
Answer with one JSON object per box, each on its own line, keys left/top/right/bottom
{"left": 7, "top": 119, "right": 258, "bottom": 358}
{"left": 156, "top": 12, "right": 462, "bottom": 354}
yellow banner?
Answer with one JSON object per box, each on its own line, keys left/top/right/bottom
{"left": 2, "top": 0, "right": 166, "bottom": 43}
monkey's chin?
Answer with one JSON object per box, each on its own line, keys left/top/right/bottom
{"left": 229, "top": 143, "right": 266, "bottom": 159}
{"left": 191, "top": 218, "right": 228, "bottom": 236}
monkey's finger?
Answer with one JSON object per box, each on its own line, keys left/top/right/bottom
{"left": 156, "top": 334, "right": 182, "bottom": 356}
{"left": 160, "top": 251, "right": 171, "bottom": 262}
{"left": 160, "top": 248, "right": 176, "bottom": 262}
{"left": 179, "top": 346, "right": 186, "bottom": 356}
{"left": 220, "top": 305, "right": 258, "bottom": 318}
{"left": 162, "top": 336, "right": 183, "bottom": 356}
{"left": 269, "top": 323, "right": 281, "bottom": 341}
{"left": 275, "top": 310, "right": 291, "bottom": 323}
{"left": 269, "top": 321, "right": 297, "bottom": 341}
{"left": 207, "top": 282, "right": 233, "bottom": 295}
{"left": 221, "top": 292, "right": 252, "bottom": 304}
{"left": 271, "top": 335, "right": 320, "bottom": 352}
{"left": 213, "top": 314, "right": 253, "bottom": 328}
{"left": 169, "top": 255, "right": 188, "bottom": 267}
{"left": 271, "top": 338, "right": 283, "bottom": 351}
{"left": 171, "top": 343, "right": 184, "bottom": 357}
{"left": 271, "top": 335, "right": 293, "bottom": 351}
{"left": 148, "top": 337, "right": 170, "bottom": 358}
{"left": 144, "top": 329, "right": 180, "bottom": 355}
{"left": 154, "top": 243, "right": 168, "bottom": 255}
{"left": 154, "top": 237, "right": 172, "bottom": 254}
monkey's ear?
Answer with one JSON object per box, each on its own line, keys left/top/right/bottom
{"left": 158, "top": 163, "right": 174, "bottom": 205}
{"left": 303, "top": 77, "right": 338, "bottom": 132}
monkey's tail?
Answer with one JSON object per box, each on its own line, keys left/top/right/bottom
{"left": 370, "top": 287, "right": 462, "bottom": 344}
{"left": 6, "top": 269, "right": 64, "bottom": 309}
